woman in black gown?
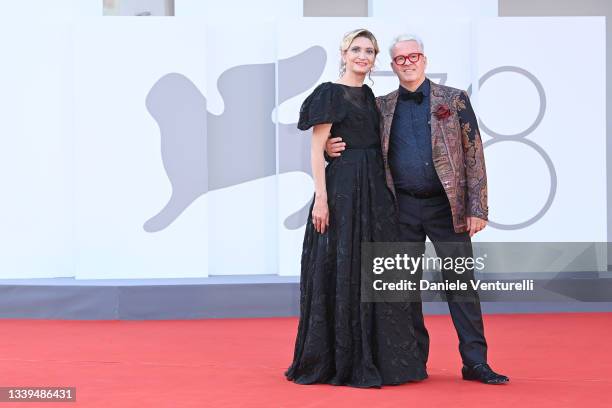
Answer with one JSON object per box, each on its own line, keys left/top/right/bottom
{"left": 285, "top": 29, "right": 427, "bottom": 388}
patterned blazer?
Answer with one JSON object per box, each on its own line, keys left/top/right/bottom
{"left": 376, "top": 80, "right": 488, "bottom": 233}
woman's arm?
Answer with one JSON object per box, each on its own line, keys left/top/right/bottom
{"left": 311, "top": 123, "right": 332, "bottom": 234}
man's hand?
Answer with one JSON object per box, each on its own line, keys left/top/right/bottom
{"left": 466, "top": 216, "right": 487, "bottom": 237}
{"left": 325, "top": 137, "right": 346, "bottom": 158}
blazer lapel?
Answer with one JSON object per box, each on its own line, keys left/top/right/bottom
{"left": 429, "top": 80, "right": 446, "bottom": 129}
{"left": 379, "top": 89, "right": 399, "bottom": 163}
{"left": 429, "top": 81, "right": 448, "bottom": 153}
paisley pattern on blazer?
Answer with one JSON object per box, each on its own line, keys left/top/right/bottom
{"left": 376, "top": 80, "right": 488, "bottom": 233}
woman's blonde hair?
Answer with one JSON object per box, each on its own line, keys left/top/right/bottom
{"left": 339, "top": 28, "right": 379, "bottom": 81}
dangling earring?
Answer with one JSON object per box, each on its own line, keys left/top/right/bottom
{"left": 339, "top": 61, "right": 346, "bottom": 77}
{"left": 368, "top": 67, "right": 375, "bottom": 86}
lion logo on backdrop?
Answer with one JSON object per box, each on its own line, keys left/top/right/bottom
{"left": 143, "top": 46, "right": 326, "bottom": 232}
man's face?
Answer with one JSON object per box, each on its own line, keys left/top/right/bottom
{"left": 390, "top": 40, "right": 427, "bottom": 85}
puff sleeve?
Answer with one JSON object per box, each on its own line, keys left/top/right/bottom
{"left": 297, "top": 82, "right": 347, "bottom": 130}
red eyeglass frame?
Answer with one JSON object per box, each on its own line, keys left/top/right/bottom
{"left": 393, "top": 53, "right": 424, "bottom": 65}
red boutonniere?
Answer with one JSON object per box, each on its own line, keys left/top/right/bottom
{"left": 434, "top": 104, "right": 451, "bottom": 120}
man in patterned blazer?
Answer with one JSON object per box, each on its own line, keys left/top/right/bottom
{"left": 326, "top": 34, "right": 508, "bottom": 385}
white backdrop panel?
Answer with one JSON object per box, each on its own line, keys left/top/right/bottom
{"left": 73, "top": 18, "right": 208, "bottom": 278}
{"left": 0, "top": 19, "right": 74, "bottom": 278}
{"left": 474, "top": 17, "right": 606, "bottom": 242}
{"left": 0, "top": 0, "right": 99, "bottom": 19}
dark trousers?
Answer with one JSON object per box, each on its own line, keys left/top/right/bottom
{"left": 397, "top": 192, "right": 488, "bottom": 367}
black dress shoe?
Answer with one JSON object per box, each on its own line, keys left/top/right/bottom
{"left": 462, "top": 363, "right": 509, "bottom": 384}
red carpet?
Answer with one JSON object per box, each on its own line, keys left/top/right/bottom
{"left": 1, "top": 313, "right": 610, "bottom": 407}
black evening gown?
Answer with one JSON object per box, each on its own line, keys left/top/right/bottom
{"left": 285, "top": 82, "right": 427, "bottom": 388}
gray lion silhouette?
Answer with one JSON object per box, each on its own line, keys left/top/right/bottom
{"left": 144, "top": 46, "right": 326, "bottom": 232}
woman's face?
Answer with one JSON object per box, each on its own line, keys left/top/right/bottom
{"left": 343, "top": 36, "right": 376, "bottom": 75}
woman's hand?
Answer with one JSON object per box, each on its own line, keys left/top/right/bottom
{"left": 312, "top": 194, "right": 329, "bottom": 234}
{"left": 310, "top": 123, "right": 332, "bottom": 234}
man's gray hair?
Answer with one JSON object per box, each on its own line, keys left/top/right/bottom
{"left": 389, "top": 34, "right": 425, "bottom": 57}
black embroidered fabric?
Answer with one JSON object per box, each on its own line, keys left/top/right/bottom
{"left": 286, "top": 82, "right": 427, "bottom": 387}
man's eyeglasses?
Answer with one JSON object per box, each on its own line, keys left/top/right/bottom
{"left": 393, "top": 53, "right": 424, "bottom": 65}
